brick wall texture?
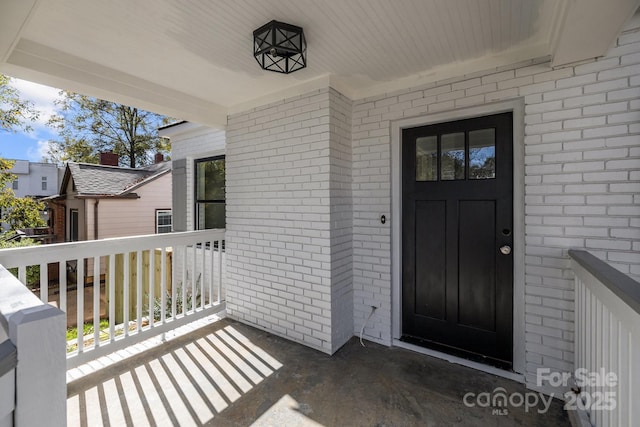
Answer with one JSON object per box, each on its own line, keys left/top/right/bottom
{"left": 226, "top": 88, "right": 355, "bottom": 353}
{"left": 220, "top": 24, "right": 640, "bottom": 388}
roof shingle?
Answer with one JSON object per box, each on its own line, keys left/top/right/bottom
{"left": 66, "top": 162, "right": 170, "bottom": 196}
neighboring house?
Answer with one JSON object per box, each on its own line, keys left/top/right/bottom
{"left": 4, "top": 160, "right": 60, "bottom": 199}
{"left": 47, "top": 153, "right": 172, "bottom": 243}
{"left": 1, "top": 160, "right": 62, "bottom": 232}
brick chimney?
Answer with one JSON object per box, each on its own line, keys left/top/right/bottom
{"left": 154, "top": 153, "right": 165, "bottom": 164}
{"left": 100, "top": 152, "right": 119, "bottom": 166}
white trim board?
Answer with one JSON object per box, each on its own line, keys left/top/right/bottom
{"left": 389, "top": 98, "right": 526, "bottom": 376}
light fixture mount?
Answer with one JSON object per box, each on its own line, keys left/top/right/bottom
{"left": 253, "top": 20, "right": 306, "bottom": 74}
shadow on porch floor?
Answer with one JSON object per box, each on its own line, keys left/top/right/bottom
{"left": 67, "top": 318, "right": 569, "bottom": 426}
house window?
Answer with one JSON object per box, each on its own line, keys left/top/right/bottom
{"left": 12, "top": 179, "right": 18, "bottom": 190}
{"left": 70, "top": 209, "right": 79, "bottom": 242}
{"left": 195, "top": 156, "right": 225, "bottom": 229}
{"left": 42, "top": 176, "right": 47, "bottom": 191}
{"left": 156, "top": 209, "right": 172, "bottom": 233}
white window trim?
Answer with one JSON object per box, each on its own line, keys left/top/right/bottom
{"left": 156, "top": 209, "right": 172, "bottom": 234}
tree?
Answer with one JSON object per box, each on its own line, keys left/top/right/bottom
{"left": 0, "top": 74, "right": 39, "bottom": 133}
{"left": 0, "top": 76, "right": 45, "bottom": 231}
{"left": 47, "top": 137, "right": 98, "bottom": 164}
{"left": 0, "top": 158, "right": 46, "bottom": 231}
{"left": 47, "top": 92, "right": 171, "bottom": 167}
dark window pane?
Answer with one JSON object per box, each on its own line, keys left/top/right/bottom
{"left": 198, "top": 203, "right": 225, "bottom": 229}
{"left": 441, "top": 132, "right": 465, "bottom": 180}
{"left": 469, "top": 128, "right": 496, "bottom": 179}
{"left": 416, "top": 136, "right": 438, "bottom": 181}
{"left": 196, "top": 159, "right": 225, "bottom": 200}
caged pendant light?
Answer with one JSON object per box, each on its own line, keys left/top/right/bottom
{"left": 253, "top": 20, "right": 307, "bottom": 74}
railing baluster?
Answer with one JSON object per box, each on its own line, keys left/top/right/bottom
{"left": 609, "top": 319, "right": 618, "bottom": 427}
{"left": 60, "top": 260, "right": 67, "bottom": 313}
{"left": 18, "top": 266, "right": 26, "bottom": 286}
{"left": 40, "top": 262, "right": 48, "bottom": 303}
{"left": 173, "top": 246, "right": 179, "bottom": 320}
{"left": 621, "top": 326, "right": 630, "bottom": 426}
{"left": 218, "top": 240, "right": 223, "bottom": 304}
{"left": 600, "top": 300, "right": 604, "bottom": 371}
{"left": 76, "top": 259, "right": 85, "bottom": 354}
{"left": 136, "top": 250, "right": 143, "bottom": 333}
{"left": 201, "top": 240, "right": 206, "bottom": 309}
{"left": 181, "top": 246, "right": 186, "bottom": 317}
{"left": 161, "top": 247, "right": 167, "bottom": 324}
{"left": 586, "top": 290, "right": 592, "bottom": 406}
{"left": 109, "top": 254, "right": 115, "bottom": 343}
{"left": 191, "top": 243, "right": 196, "bottom": 313}
{"left": 209, "top": 240, "right": 216, "bottom": 306}
{"left": 579, "top": 280, "right": 585, "bottom": 376}
{"left": 149, "top": 248, "right": 155, "bottom": 328}
{"left": 590, "top": 292, "right": 596, "bottom": 401}
{"left": 93, "top": 256, "right": 100, "bottom": 349}
{"left": 575, "top": 279, "right": 581, "bottom": 374}
{"left": 123, "top": 253, "right": 130, "bottom": 337}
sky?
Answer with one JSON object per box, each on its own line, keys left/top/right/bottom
{"left": 0, "top": 78, "right": 62, "bottom": 162}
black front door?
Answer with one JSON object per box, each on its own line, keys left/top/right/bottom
{"left": 402, "top": 112, "right": 513, "bottom": 369}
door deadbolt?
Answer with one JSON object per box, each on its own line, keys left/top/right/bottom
{"left": 500, "top": 245, "right": 512, "bottom": 255}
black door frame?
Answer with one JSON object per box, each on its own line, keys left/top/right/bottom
{"left": 389, "top": 100, "right": 526, "bottom": 376}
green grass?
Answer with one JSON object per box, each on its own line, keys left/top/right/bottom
{"left": 66, "top": 319, "right": 110, "bottom": 341}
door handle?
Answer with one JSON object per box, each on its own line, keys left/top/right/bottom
{"left": 500, "top": 245, "right": 511, "bottom": 255}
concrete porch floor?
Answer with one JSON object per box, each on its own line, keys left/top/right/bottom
{"left": 67, "top": 318, "right": 570, "bottom": 426}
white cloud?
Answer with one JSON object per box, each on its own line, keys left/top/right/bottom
{"left": 11, "top": 78, "right": 62, "bottom": 130}
{"left": 26, "top": 140, "right": 52, "bottom": 162}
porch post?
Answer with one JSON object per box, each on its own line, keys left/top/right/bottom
{"left": 0, "top": 266, "right": 66, "bottom": 427}
{"left": 9, "top": 305, "right": 66, "bottom": 427}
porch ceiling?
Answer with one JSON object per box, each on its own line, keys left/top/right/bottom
{"left": 1, "top": 0, "right": 638, "bottom": 128}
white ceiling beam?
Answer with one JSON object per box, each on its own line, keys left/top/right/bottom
{"left": 0, "top": 0, "right": 39, "bottom": 62}
{"left": 2, "top": 39, "right": 228, "bottom": 128}
{"left": 551, "top": 0, "right": 640, "bottom": 67}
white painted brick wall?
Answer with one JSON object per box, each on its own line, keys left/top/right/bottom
{"left": 328, "top": 89, "right": 354, "bottom": 352}
{"left": 226, "top": 88, "right": 355, "bottom": 354}
{"left": 352, "top": 23, "right": 640, "bottom": 389}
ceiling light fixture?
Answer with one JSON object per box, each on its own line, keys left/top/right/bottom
{"left": 253, "top": 20, "right": 306, "bottom": 74}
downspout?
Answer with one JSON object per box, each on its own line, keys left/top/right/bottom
{"left": 94, "top": 199, "right": 99, "bottom": 240}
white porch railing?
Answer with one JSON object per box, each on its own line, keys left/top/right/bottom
{"left": 0, "top": 229, "right": 225, "bottom": 369}
{"left": 569, "top": 250, "right": 640, "bottom": 427}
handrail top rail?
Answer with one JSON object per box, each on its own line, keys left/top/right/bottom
{"left": 0, "top": 265, "right": 47, "bottom": 326}
{"left": 0, "top": 229, "right": 225, "bottom": 268}
{"left": 569, "top": 249, "right": 640, "bottom": 316}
